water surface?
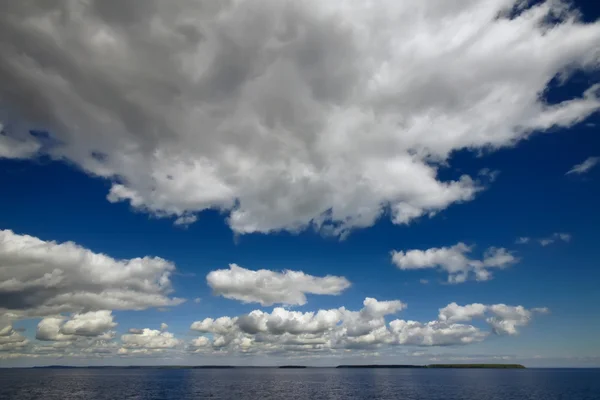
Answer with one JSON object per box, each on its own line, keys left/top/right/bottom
{"left": 1, "top": 368, "right": 598, "bottom": 399}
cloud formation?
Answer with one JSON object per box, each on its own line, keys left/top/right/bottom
{"left": 188, "top": 298, "right": 546, "bottom": 354}
{"left": 391, "top": 243, "right": 517, "bottom": 283}
{"left": 566, "top": 157, "right": 599, "bottom": 175}
{"left": 0, "top": 1, "right": 598, "bottom": 236}
{"left": 206, "top": 264, "right": 351, "bottom": 306}
{"left": 1, "top": 299, "right": 547, "bottom": 360}
{"left": 0, "top": 229, "right": 184, "bottom": 317}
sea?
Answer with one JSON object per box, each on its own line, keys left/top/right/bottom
{"left": 0, "top": 367, "right": 599, "bottom": 399}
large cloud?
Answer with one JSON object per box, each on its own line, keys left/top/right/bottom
{"left": 391, "top": 243, "right": 517, "bottom": 283}
{"left": 1, "top": 1, "right": 598, "bottom": 236}
{"left": 206, "top": 264, "right": 351, "bottom": 306}
{"left": 0, "top": 229, "right": 184, "bottom": 316}
{"left": 36, "top": 311, "right": 117, "bottom": 341}
{"left": 189, "top": 298, "right": 545, "bottom": 354}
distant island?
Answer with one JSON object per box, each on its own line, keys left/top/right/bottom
{"left": 31, "top": 365, "right": 236, "bottom": 369}
{"left": 337, "top": 365, "right": 425, "bottom": 369}
{"left": 427, "top": 364, "right": 525, "bottom": 369}
{"left": 19, "top": 363, "right": 525, "bottom": 370}
{"left": 337, "top": 364, "right": 525, "bottom": 369}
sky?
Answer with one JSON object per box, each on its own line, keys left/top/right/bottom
{"left": 0, "top": 0, "right": 599, "bottom": 368}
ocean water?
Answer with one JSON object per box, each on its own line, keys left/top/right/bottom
{"left": 0, "top": 368, "right": 599, "bottom": 400}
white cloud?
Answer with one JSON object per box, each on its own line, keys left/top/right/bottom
{"left": 189, "top": 336, "right": 210, "bottom": 349}
{"left": 515, "top": 237, "right": 530, "bottom": 244}
{"left": 206, "top": 264, "right": 351, "bottom": 306}
{"left": 486, "top": 304, "right": 539, "bottom": 335}
{"left": 190, "top": 317, "right": 238, "bottom": 335}
{"left": 188, "top": 298, "right": 545, "bottom": 354}
{"left": 438, "top": 303, "right": 487, "bottom": 323}
{"left": 36, "top": 311, "right": 116, "bottom": 341}
{"left": 120, "top": 328, "right": 181, "bottom": 350}
{"left": 389, "top": 320, "right": 487, "bottom": 346}
{"left": 237, "top": 308, "right": 344, "bottom": 336}
{"left": 361, "top": 297, "right": 406, "bottom": 319}
{"left": 391, "top": 243, "right": 517, "bottom": 283}
{"left": 36, "top": 317, "right": 74, "bottom": 342}
{"left": 539, "top": 232, "right": 572, "bottom": 246}
{"left": 566, "top": 156, "right": 599, "bottom": 175}
{"left": 174, "top": 215, "right": 198, "bottom": 227}
{"left": 60, "top": 311, "right": 117, "bottom": 337}
{"left": 439, "top": 303, "right": 549, "bottom": 336}
{"left": 0, "top": 229, "right": 184, "bottom": 317}
{"left": 160, "top": 322, "right": 168, "bottom": 331}
{"left": 0, "top": 323, "right": 28, "bottom": 352}
{"left": 0, "top": 1, "right": 598, "bottom": 236}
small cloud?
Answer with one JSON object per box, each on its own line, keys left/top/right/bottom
{"left": 160, "top": 323, "right": 168, "bottom": 331}
{"left": 193, "top": 298, "right": 202, "bottom": 304}
{"left": 419, "top": 279, "right": 429, "bottom": 284}
{"left": 566, "top": 157, "right": 599, "bottom": 175}
{"left": 515, "top": 237, "right": 530, "bottom": 244}
{"left": 532, "top": 307, "right": 550, "bottom": 314}
{"left": 174, "top": 214, "right": 198, "bottom": 227}
{"left": 128, "top": 328, "right": 143, "bottom": 334}
{"left": 478, "top": 168, "right": 500, "bottom": 183}
{"left": 538, "top": 232, "right": 571, "bottom": 246}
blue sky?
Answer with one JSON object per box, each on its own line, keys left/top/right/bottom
{"left": 1, "top": 0, "right": 599, "bottom": 367}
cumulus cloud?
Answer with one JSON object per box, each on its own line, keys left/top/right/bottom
{"left": 438, "top": 303, "right": 488, "bottom": 323}
{"left": 0, "top": 323, "right": 28, "bottom": 352}
{"left": 539, "top": 232, "right": 572, "bottom": 246}
{"left": 36, "top": 311, "right": 116, "bottom": 341}
{"left": 60, "top": 311, "right": 117, "bottom": 337}
{"left": 190, "top": 317, "right": 238, "bottom": 335}
{"left": 36, "top": 317, "right": 75, "bottom": 342}
{"left": 0, "top": 229, "right": 184, "bottom": 317}
{"left": 566, "top": 156, "right": 599, "bottom": 175}
{"left": 486, "top": 304, "right": 539, "bottom": 335}
{"left": 515, "top": 237, "right": 530, "bottom": 244}
{"left": 439, "top": 303, "right": 549, "bottom": 336}
{"left": 206, "top": 264, "right": 351, "bottom": 306}
{"left": 391, "top": 243, "right": 518, "bottom": 283}
{"left": 0, "top": 1, "right": 598, "bottom": 236}
{"left": 160, "top": 323, "right": 168, "bottom": 331}
{"left": 1, "top": 331, "right": 120, "bottom": 359}
{"left": 389, "top": 320, "right": 487, "bottom": 346}
{"left": 120, "top": 328, "right": 181, "bottom": 350}
{"left": 188, "top": 298, "right": 545, "bottom": 354}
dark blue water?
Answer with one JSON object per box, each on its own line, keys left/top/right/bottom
{"left": 0, "top": 368, "right": 598, "bottom": 399}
